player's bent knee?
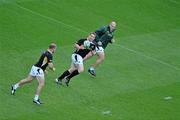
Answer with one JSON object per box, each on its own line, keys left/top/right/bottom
{"left": 36, "top": 76, "right": 45, "bottom": 86}
{"left": 78, "top": 70, "right": 84, "bottom": 73}
{"left": 101, "top": 56, "right": 105, "bottom": 61}
{"left": 78, "top": 68, "right": 84, "bottom": 73}
{"left": 41, "top": 83, "right": 45, "bottom": 87}
{"left": 39, "top": 81, "right": 45, "bottom": 87}
{"left": 98, "top": 54, "right": 105, "bottom": 60}
{"left": 97, "top": 56, "right": 105, "bottom": 62}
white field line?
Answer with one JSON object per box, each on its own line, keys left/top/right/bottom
{"left": 14, "top": 3, "right": 180, "bottom": 71}
{"left": 14, "top": 3, "right": 87, "bottom": 34}
{"left": 114, "top": 44, "right": 180, "bottom": 71}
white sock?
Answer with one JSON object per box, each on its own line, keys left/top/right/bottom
{"left": 90, "top": 67, "right": 94, "bottom": 70}
{"left": 14, "top": 83, "right": 19, "bottom": 89}
{"left": 34, "top": 95, "right": 39, "bottom": 101}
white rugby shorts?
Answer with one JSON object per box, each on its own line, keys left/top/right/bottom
{"left": 29, "top": 65, "right": 44, "bottom": 78}
{"left": 95, "top": 46, "right": 104, "bottom": 53}
{"left": 71, "top": 54, "right": 83, "bottom": 65}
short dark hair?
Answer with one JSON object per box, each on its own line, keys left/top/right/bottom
{"left": 49, "top": 43, "right": 57, "bottom": 49}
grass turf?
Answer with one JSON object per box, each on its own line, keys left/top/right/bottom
{"left": 0, "top": 0, "right": 180, "bottom": 120}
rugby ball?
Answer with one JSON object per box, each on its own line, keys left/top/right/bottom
{"left": 83, "top": 40, "right": 91, "bottom": 49}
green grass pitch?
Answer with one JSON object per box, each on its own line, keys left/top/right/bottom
{"left": 0, "top": 0, "right": 180, "bottom": 120}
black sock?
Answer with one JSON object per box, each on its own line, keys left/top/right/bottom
{"left": 66, "top": 70, "right": 79, "bottom": 80}
{"left": 58, "top": 70, "right": 70, "bottom": 80}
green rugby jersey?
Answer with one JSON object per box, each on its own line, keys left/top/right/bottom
{"left": 94, "top": 26, "right": 116, "bottom": 49}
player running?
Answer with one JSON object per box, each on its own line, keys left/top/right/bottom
{"left": 55, "top": 32, "right": 96, "bottom": 86}
{"left": 86, "top": 21, "right": 117, "bottom": 76}
{"left": 11, "top": 43, "right": 57, "bottom": 105}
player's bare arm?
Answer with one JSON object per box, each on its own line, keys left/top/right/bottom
{"left": 48, "top": 62, "right": 55, "bottom": 71}
{"left": 74, "top": 43, "right": 84, "bottom": 50}
{"left": 83, "top": 51, "right": 93, "bottom": 61}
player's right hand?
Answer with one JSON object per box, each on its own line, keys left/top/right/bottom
{"left": 97, "top": 41, "right": 102, "bottom": 46}
{"left": 52, "top": 67, "right": 56, "bottom": 71}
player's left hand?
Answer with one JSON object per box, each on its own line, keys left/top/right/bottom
{"left": 52, "top": 67, "right": 56, "bottom": 71}
{"left": 97, "top": 41, "right": 102, "bottom": 46}
{"left": 44, "top": 70, "right": 48, "bottom": 75}
{"left": 111, "top": 39, "right": 115, "bottom": 43}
